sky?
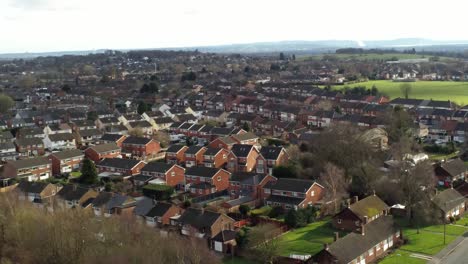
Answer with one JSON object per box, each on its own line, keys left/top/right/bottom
{"left": 1, "top": 0, "right": 468, "bottom": 53}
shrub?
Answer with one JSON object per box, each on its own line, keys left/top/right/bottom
{"left": 268, "top": 206, "right": 284, "bottom": 218}
{"left": 142, "top": 184, "right": 174, "bottom": 200}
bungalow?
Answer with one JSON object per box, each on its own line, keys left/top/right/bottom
{"left": 184, "top": 146, "right": 207, "bottom": 168}
{"left": 49, "top": 149, "right": 84, "bottom": 176}
{"left": 15, "top": 137, "right": 45, "bottom": 157}
{"left": 434, "top": 158, "right": 467, "bottom": 186}
{"left": 92, "top": 192, "right": 137, "bottom": 217}
{"left": 144, "top": 202, "right": 184, "bottom": 227}
{"left": 311, "top": 216, "right": 401, "bottom": 264}
{"left": 121, "top": 136, "right": 161, "bottom": 161}
{"left": 56, "top": 184, "right": 98, "bottom": 209}
{"left": 433, "top": 188, "right": 466, "bottom": 220}
{"left": 256, "top": 146, "right": 289, "bottom": 175}
{"left": 185, "top": 166, "right": 231, "bottom": 196}
{"left": 203, "top": 147, "right": 229, "bottom": 168}
{"left": 43, "top": 133, "right": 76, "bottom": 150}
{"left": 84, "top": 143, "right": 121, "bottom": 162}
{"left": 227, "top": 144, "right": 260, "bottom": 173}
{"left": 3, "top": 157, "right": 52, "bottom": 181}
{"left": 139, "top": 162, "right": 185, "bottom": 188}
{"left": 332, "top": 195, "right": 390, "bottom": 232}
{"left": 96, "top": 158, "right": 146, "bottom": 177}
{"left": 177, "top": 208, "right": 235, "bottom": 239}
{"left": 16, "top": 181, "right": 61, "bottom": 204}
{"left": 263, "top": 178, "right": 325, "bottom": 210}
{"left": 100, "top": 133, "right": 127, "bottom": 148}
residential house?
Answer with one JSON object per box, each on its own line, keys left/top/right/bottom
{"left": 211, "top": 230, "right": 238, "bottom": 254}
{"left": 256, "top": 146, "right": 289, "bottom": 174}
{"left": 227, "top": 144, "right": 260, "bottom": 173}
{"left": 0, "top": 142, "right": 18, "bottom": 161}
{"left": 231, "top": 132, "right": 259, "bottom": 145}
{"left": 433, "top": 188, "right": 466, "bottom": 220}
{"left": 92, "top": 192, "right": 137, "bottom": 217}
{"left": 144, "top": 202, "right": 184, "bottom": 227}
{"left": 43, "top": 133, "right": 76, "bottom": 150}
{"left": 165, "top": 144, "right": 188, "bottom": 165}
{"left": 100, "top": 133, "right": 127, "bottom": 147}
{"left": 209, "top": 136, "right": 237, "bottom": 150}
{"left": 96, "top": 158, "right": 146, "bottom": 177}
{"left": 84, "top": 143, "right": 121, "bottom": 162}
{"left": 121, "top": 136, "right": 161, "bottom": 161}
{"left": 15, "top": 137, "right": 45, "bottom": 157}
{"left": 228, "top": 171, "right": 276, "bottom": 201}
{"left": 139, "top": 162, "right": 185, "bottom": 188}
{"left": 184, "top": 146, "right": 207, "bottom": 167}
{"left": 203, "top": 147, "right": 229, "bottom": 168}
{"left": 3, "top": 157, "right": 52, "bottom": 181}
{"left": 185, "top": 166, "right": 231, "bottom": 196}
{"left": 43, "top": 123, "right": 73, "bottom": 135}
{"left": 434, "top": 158, "right": 467, "bottom": 186}
{"left": 177, "top": 208, "right": 235, "bottom": 239}
{"left": 332, "top": 195, "right": 390, "bottom": 232}
{"left": 77, "top": 129, "right": 102, "bottom": 146}
{"left": 16, "top": 181, "right": 61, "bottom": 204}
{"left": 263, "top": 178, "right": 325, "bottom": 210}
{"left": 56, "top": 184, "right": 98, "bottom": 209}
{"left": 49, "top": 149, "right": 84, "bottom": 176}
{"left": 311, "top": 216, "right": 401, "bottom": 264}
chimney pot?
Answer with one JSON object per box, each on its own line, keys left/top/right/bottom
{"left": 323, "top": 243, "right": 329, "bottom": 250}
{"left": 363, "top": 216, "right": 368, "bottom": 224}
{"left": 353, "top": 196, "right": 359, "bottom": 204}
{"left": 334, "top": 232, "right": 339, "bottom": 242}
{"left": 361, "top": 224, "right": 365, "bottom": 236}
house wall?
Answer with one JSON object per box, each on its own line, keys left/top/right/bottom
{"left": 332, "top": 208, "right": 362, "bottom": 231}
{"left": 210, "top": 215, "right": 235, "bottom": 239}
{"left": 49, "top": 155, "right": 83, "bottom": 175}
{"left": 84, "top": 148, "right": 121, "bottom": 163}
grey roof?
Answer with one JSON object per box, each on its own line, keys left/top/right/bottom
{"left": 141, "top": 162, "right": 176, "bottom": 173}
{"left": 267, "top": 195, "right": 305, "bottom": 205}
{"left": 93, "top": 192, "right": 136, "bottom": 210}
{"left": 166, "top": 144, "right": 187, "bottom": 153}
{"left": 204, "top": 147, "right": 223, "bottom": 156}
{"left": 433, "top": 189, "right": 465, "bottom": 213}
{"left": 232, "top": 132, "right": 258, "bottom": 142}
{"left": 231, "top": 144, "right": 254, "bottom": 158}
{"left": 50, "top": 149, "right": 83, "bottom": 160}
{"left": 212, "top": 230, "right": 237, "bottom": 242}
{"left": 264, "top": 178, "right": 316, "bottom": 193}
{"left": 323, "top": 216, "right": 397, "bottom": 264}
{"left": 145, "top": 202, "right": 173, "bottom": 218}
{"left": 260, "top": 146, "right": 284, "bottom": 160}
{"left": 79, "top": 129, "right": 101, "bottom": 137}
{"left": 439, "top": 159, "right": 467, "bottom": 177}
{"left": 185, "top": 166, "right": 223, "bottom": 178}
{"left": 230, "top": 172, "right": 267, "bottom": 185}
{"left": 185, "top": 145, "right": 206, "bottom": 155}
{"left": 178, "top": 208, "right": 222, "bottom": 230}
{"left": 17, "top": 181, "right": 51, "bottom": 194}
{"left": 97, "top": 158, "right": 143, "bottom": 170}
{"left": 100, "top": 134, "right": 125, "bottom": 142}
{"left": 15, "top": 137, "right": 43, "bottom": 147}
{"left": 48, "top": 133, "right": 74, "bottom": 141}
{"left": 123, "top": 136, "right": 152, "bottom": 145}
{"left": 88, "top": 143, "right": 120, "bottom": 153}
{"left": 57, "top": 185, "right": 92, "bottom": 201}
{"left": 133, "top": 197, "right": 155, "bottom": 216}
{"left": 7, "top": 157, "right": 50, "bottom": 169}
{"left": 0, "top": 142, "right": 15, "bottom": 150}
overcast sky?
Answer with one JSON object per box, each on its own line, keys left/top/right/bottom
{"left": 1, "top": 0, "right": 467, "bottom": 53}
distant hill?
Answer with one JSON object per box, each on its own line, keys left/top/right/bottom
{"left": 1, "top": 38, "right": 468, "bottom": 59}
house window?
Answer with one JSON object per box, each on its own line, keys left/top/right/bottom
{"left": 355, "top": 221, "right": 360, "bottom": 226}
{"left": 337, "top": 219, "right": 342, "bottom": 224}
{"left": 368, "top": 248, "right": 373, "bottom": 256}
{"left": 171, "top": 171, "right": 175, "bottom": 177}
{"left": 311, "top": 191, "right": 315, "bottom": 196}
{"left": 217, "top": 176, "right": 221, "bottom": 181}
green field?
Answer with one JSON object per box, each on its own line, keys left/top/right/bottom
{"left": 298, "top": 53, "right": 453, "bottom": 62}
{"left": 276, "top": 219, "right": 336, "bottom": 257}
{"left": 328, "top": 80, "right": 468, "bottom": 105}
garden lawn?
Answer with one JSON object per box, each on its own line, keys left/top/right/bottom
{"left": 379, "top": 249, "right": 427, "bottom": 264}
{"left": 454, "top": 215, "right": 468, "bottom": 226}
{"left": 326, "top": 80, "right": 468, "bottom": 105}
{"left": 276, "top": 219, "right": 336, "bottom": 257}
{"left": 69, "top": 171, "right": 82, "bottom": 178}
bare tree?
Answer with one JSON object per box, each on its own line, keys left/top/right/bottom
{"left": 246, "top": 224, "right": 282, "bottom": 264}
{"left": 319, "top": 163, "right": 348, "bottom": 213}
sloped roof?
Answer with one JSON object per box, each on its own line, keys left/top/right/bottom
{"left": 260, "top": 146, "right": 284, "bottom": 160}
{"left": 185, "top": 166, "right": 222, "bottom": 178}
{"left": 50, "top": 149, "right": 83, "bottom": 160}
{"left": 178, "top": 208, "right": 222, "bottom": 230}
{"left": 88, "top": 143, "right": 120, "bottom": 153}
{"left": 7, "top": 157, "right": 50, "bottom": 169}
{"left": 439, "top": 158, "right": 467, "bottom": 177}
{"left": 97, "top": 158, "right": 143, "bottom": 170}
{"left": 145, "top": 202, "right": 173, "bottom": 218}
{"left": 264, "top": 178, "right": 316, "bottom": 193}
{"left": 349, "top": 195, "right": 389, "bottom": 220}
{"left": 433, "top": 188, "right": 465, "bottom": 212}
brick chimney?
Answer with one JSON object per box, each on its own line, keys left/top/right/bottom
{"left": 323, "top": 243, "right": 329, "bottom": 250}
{"left": 353, "top": 196, "right": 359, "bottom": 204}
{"left": 363, "top": 216, "right": 368, "bottom": 224}
{"left": 361, "top": 224, "right": 365, "bottom": 236}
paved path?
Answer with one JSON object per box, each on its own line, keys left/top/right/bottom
{"left": 428, "top": 232, "right": 468, "bottom": 264}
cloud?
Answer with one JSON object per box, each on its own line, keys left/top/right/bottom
{"left": 8, "top": 0, "right": 50, "bottom": 10}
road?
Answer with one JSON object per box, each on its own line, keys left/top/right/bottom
{"left": 433, "top": 234, "right": 468, "bottom": 264}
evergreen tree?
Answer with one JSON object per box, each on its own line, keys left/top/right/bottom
{"left": 79, "top": 158, "right": 98, "bottom": 184}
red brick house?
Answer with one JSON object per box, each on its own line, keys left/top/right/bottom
{"left": 311, "top": 216, "right": 401, "bottom": 264}
{"left": 165, "top": 144, "right": 188, "bottom": 165}
{"left": 15, "top": 138, "right": 45, "bottom": 157}
{"left": 177, "top": 208, "right": 235, "bottom": 239}
{"left": 144, "top": 202, "right": 184, "bottom": 227}
{"left": 228, "top": 172, "right": 276, "bottom": 201}
{"left": 332, "top": 195, "right": 390, "bottom": 232}
{"left": 96, "top": 158, "right": 146, "bottom": 176}
{"left": 256, "top": 146, "right": 289, "bottom": 175}
{"left": 208, "top": 136, "right": 237, "bottom": 150}
{"left": 139, "top": 162, "right": 185, "bottom": 188}
{"left": 100, "top": 134, "right": 127, "bottom": 148}
{"left": 262, "top": 178, "right": 325, "bottom": 210}
{"left": 227, "top": 144, "right": 260, "bottom": 173}
{"left": 185, "top": 166, "right": 231, "bottom": 196}
{"left": 3, "top": 157, "right": 52, "bottom": 181}
{"left": 203, "top": 147, "right": 229, "bottom": 168}
{"left": 49, "top": 149, "right": 84, "bottom": 176}
{"left": 184, "top": 146, "right": 207, "bottom": 167}
{"left": 121, "top": 136, "right": 161, "bottom": 161}
{"left": 434, "top": 158, "right": 467, "bottom": 186}
{"left": 84, "top": 143, "right": 121, "bottom": 162}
